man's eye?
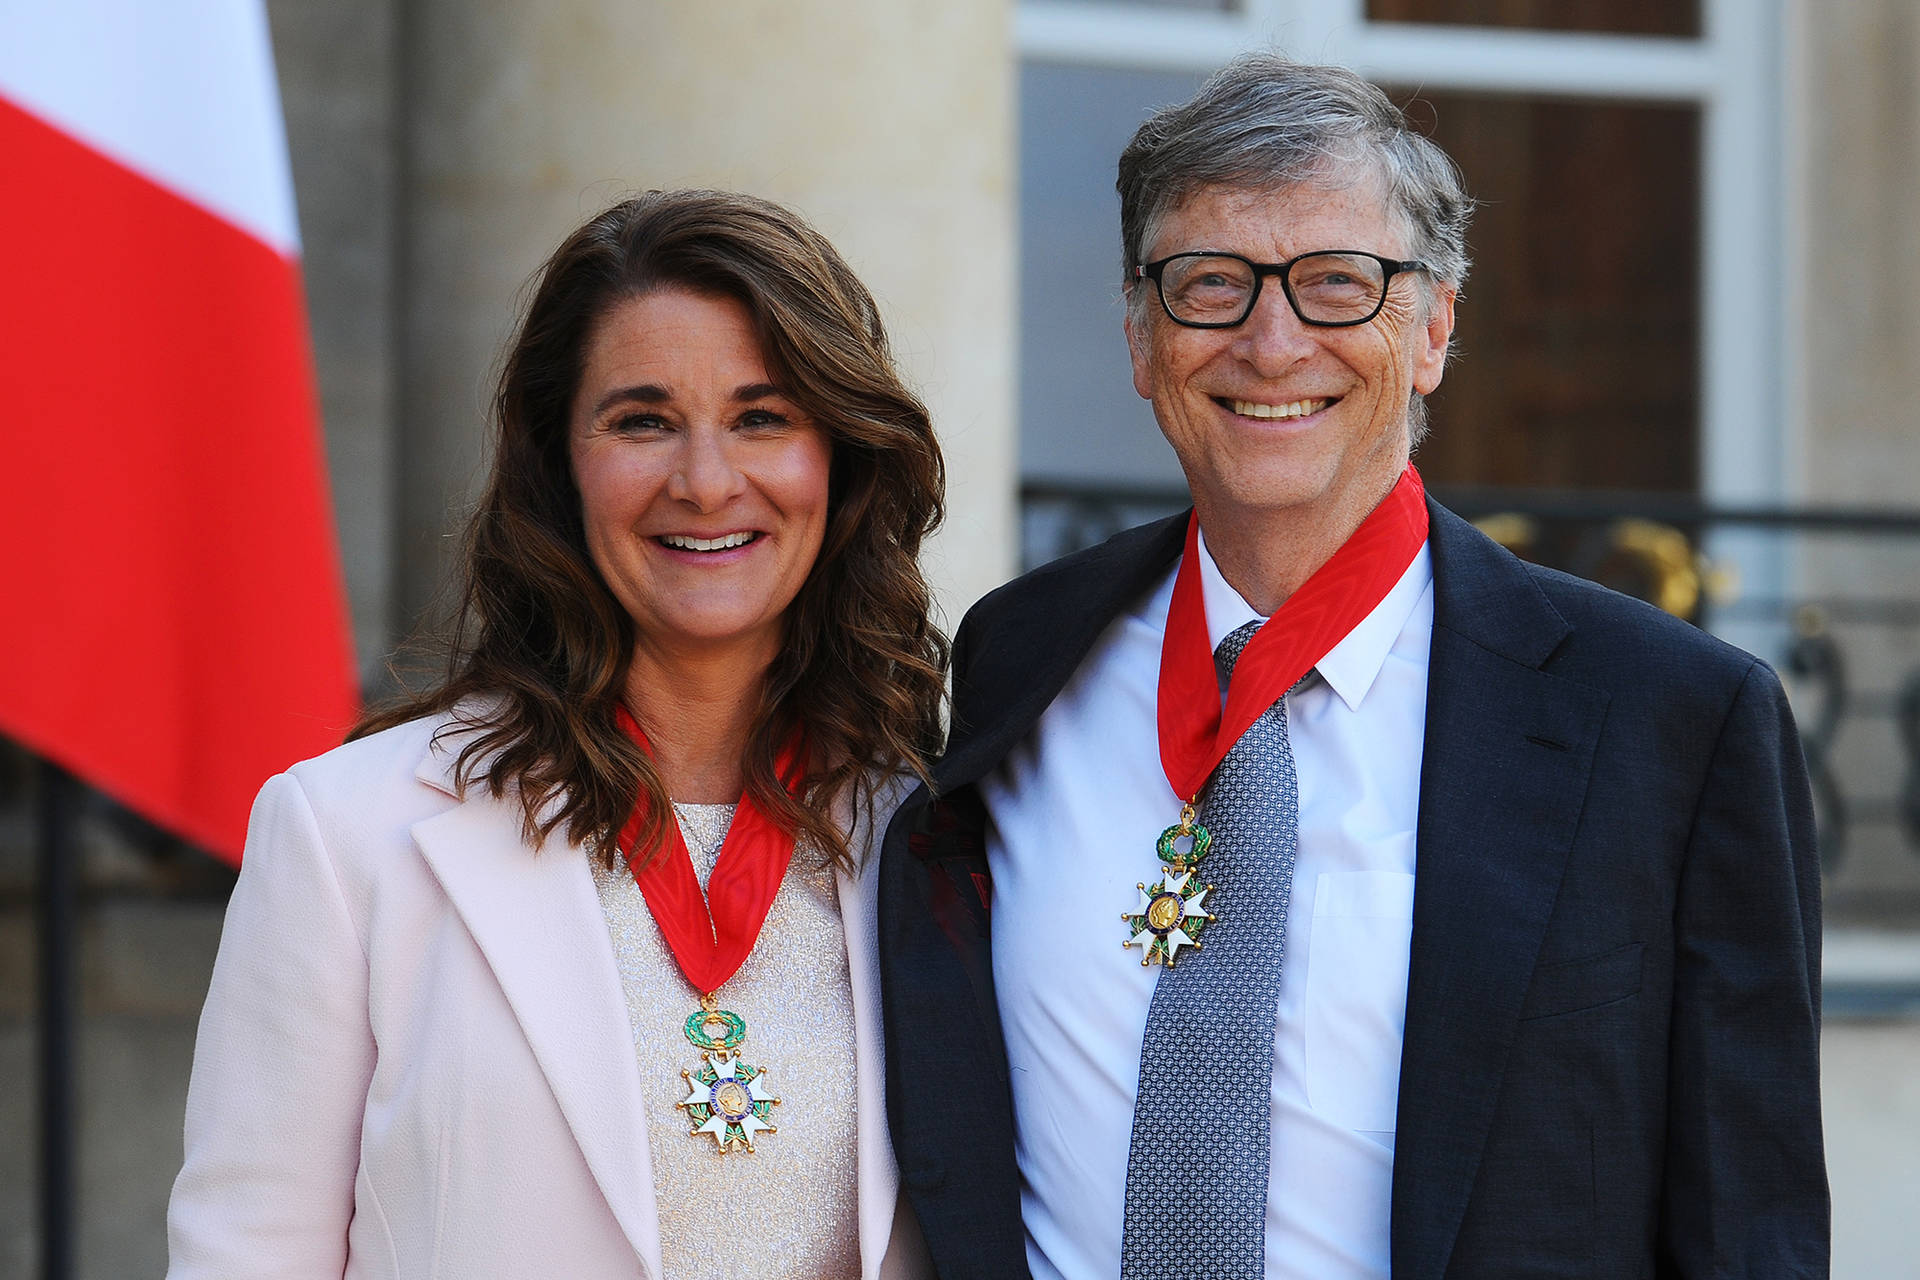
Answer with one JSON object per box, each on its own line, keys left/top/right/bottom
{"left": 1296, "top": 269, "right": 1359, "bottom": 289}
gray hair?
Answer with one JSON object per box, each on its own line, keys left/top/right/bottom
{"left": 1118, "top": 52, "right": 1473, "bottom": 293}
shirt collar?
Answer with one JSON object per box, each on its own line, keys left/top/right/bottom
{"left": 1195, "top": 525, "right": 1434, "bottom": 713}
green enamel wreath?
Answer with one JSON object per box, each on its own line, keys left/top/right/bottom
{"left": 1155, "top": 819, "right": 1213, "bottom": 866}
{"left": 683, "top": 1008, "right": 747, "bottom": 1051}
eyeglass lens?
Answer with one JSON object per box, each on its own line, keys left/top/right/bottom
{"left": 1158, "top": 252, "right": 1390, "bottom": 325}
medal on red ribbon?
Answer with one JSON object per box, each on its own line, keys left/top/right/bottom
{"left": 614, "top": 705, "right": 804, "bottom": 1154}
{"left": 1125, "top": 464, "right": 1430, "bottom": 967}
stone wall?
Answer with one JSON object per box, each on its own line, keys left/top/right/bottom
{"left": 1792, "top": 0, "right": 1920, "bottom": 913}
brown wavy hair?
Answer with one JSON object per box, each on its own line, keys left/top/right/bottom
{"left": 355, "top": 189, "right": 948, "bottom": 870}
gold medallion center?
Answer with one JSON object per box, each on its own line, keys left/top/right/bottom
{"left": 713, "top": 1080, "right": 752, "bottom": 1119}
{"left": 1145, "top": 892, "right": 1184, "bottom": 933}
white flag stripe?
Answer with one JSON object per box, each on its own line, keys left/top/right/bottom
{"left": 0, "top": 0, "right": 300, "bottom": 255}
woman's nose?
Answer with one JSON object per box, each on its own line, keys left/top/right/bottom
{"left": 666, "top": 428, "right": 746, "bottom": 510}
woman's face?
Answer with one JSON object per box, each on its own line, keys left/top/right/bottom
{"left": 569, "top": 288, "right": 832, "bottom": 667}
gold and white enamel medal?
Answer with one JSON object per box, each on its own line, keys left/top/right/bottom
{"left": 1122, "top": 801, "right": 1216, "bottom": 967}
{"left": 676, "top": 994, "right": 781, "bottom": 1154}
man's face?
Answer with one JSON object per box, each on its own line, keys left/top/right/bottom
{"left": 1125, "top": 178, "right": 1454, "bottom": 540}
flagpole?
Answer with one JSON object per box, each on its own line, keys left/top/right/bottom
{"left": 36, "top": 756, "right": 78, "bottom": 1280}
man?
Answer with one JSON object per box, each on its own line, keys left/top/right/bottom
{"left": 880, "top": 53, "right": 1827, "bottom": 1280}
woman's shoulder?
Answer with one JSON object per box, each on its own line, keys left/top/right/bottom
{"left": 287, "top": 707, "right": 458, "bottom": 789}
{"left": 271, "top": 705, "right": 490, "bottom": 846}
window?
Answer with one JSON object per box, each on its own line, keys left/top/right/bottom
{"left": 1016, "top": 0, "right": 1784, "bottom": 518}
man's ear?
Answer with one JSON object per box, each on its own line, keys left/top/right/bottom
{"left": 1413, "top": 283, "right": 1457, "bottom": 396}
{"left": 1124, "top": 300, "right": 1154, "bottom": 401}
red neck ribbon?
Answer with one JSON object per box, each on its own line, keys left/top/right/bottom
{"left": 613, "top": 705, "right": 805, "bottom": 995}
{"left": 1157, "top": 464, "right": 1429, "bottom": 802}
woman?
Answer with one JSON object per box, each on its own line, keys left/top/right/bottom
{"left": 166, "top": 190, "right": 946, "bottom": 1279}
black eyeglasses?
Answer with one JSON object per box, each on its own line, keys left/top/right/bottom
{"left": 1134, "top": 250, "right": 1431, "bottom": 329}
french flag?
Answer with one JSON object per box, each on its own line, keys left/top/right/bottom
{"left": 0, "top": 0, "right": 359, "bottom": 865}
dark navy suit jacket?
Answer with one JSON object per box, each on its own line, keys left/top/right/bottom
{"left": 879, "top": 499, "right": 1828, "bottom": 1279}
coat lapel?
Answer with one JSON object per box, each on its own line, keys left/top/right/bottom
{"left": 409, "top": 735, "right": 663, "bottom": 1280}
{"left": 835, "top": 775, "right": 916, "bottom": 1280}
{"left": 1390, "top": 504, "right": 1610, "bottom": 1280}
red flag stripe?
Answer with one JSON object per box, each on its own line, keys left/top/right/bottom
{"left": 0, "top": 95, "right": 357, "bottom": 863}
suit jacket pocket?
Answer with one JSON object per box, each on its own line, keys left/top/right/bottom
{"left": 1518, "top": 941, "right": 1644, "bottom": 1021}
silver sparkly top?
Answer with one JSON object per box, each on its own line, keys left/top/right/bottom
{"left": 589, "top": 802, "right": 860, "bottom": 1279}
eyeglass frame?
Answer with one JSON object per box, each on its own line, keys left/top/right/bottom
{"left": 1132, "top": 249, "right": 1433, "bottom": 330}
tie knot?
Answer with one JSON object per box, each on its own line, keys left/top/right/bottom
{"left": 1214, "top": 620, "right": 1263, "bottom": 681}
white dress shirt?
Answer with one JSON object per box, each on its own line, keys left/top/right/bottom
{"left": 981, "top": 530, "right": 1433, "bottom": 1280}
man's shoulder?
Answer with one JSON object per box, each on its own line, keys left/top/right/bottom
{"left": 961, "top": 511, "right": 1188, "bottom": 640}
{"left": 1430, "top": 503, "right": 1769, "bottom": 706}
{"left": 1482, "top": 550, "right": 1769, "bottom": 723}
{"left": 939, "top": 512, "right": 1186, "bottom": 769}
{"left": 1531, "top": 559, "right": 1756, "bottom": 675}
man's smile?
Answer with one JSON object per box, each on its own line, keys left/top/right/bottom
{"left": 1222, "top": 397, "right": 1335, "bottom": 420}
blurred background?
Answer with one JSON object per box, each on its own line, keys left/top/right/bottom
{"left": 3, "top": 0, "right": 1918, "bottom": 1274}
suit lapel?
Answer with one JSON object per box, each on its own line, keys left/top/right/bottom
{"left": 1390, "top": 504, "right": 1610, "bottom": 1280}
{"left": 409, "top": 737, "right": 663, "bottom": 1280}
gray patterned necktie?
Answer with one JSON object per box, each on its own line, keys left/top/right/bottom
{"left": 1121, "top": 620, "right": 1300, "bottom": 1279}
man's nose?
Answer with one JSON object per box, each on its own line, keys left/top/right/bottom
{"left": 1233, "top": 283, "right": 1316, "bottom": 372}
{"left": 667, "top": 428, "right": 746, "bottom": 510}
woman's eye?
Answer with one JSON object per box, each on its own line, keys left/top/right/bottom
{"left": 610, "top": 413, "right": 668, "bottom": 435}
{"left": 738, "top": 409, "right": 789, "bottom": 431}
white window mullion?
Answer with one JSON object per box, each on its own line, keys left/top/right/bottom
{"left": 1699, "top": 0, "right": 1784, "bottom": 505}
{"left": 1698, "top": 0, "right": 1787, "bottom": 655}
{"left": 1264, "top": 0, "right": 1365, "bottom": 58}
{"left": 1017, "top": 4, "right": 1253, "bottom": 70}
{"left": 1347, "top": 24, "right": 1711, "bottom": 100}
{"left": 1019, "top": 8, "right": 1712, "bottom": 103}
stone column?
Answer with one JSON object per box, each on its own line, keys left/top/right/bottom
{"left": 269, "top": 0, "right": 402, "bottom": 678}
{"left": 1791, "top": 0, "right": 1920, "bottom": 906}
{"left": 1798, "top": 0, "right": 1920, "bottom": 507}
{"left": 394, "top": 0, "right": 1018, "bottom": 638}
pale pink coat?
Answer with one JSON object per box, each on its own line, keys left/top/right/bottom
{"left": 166, "top": 712, "right": 930, "bottom": 1279}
